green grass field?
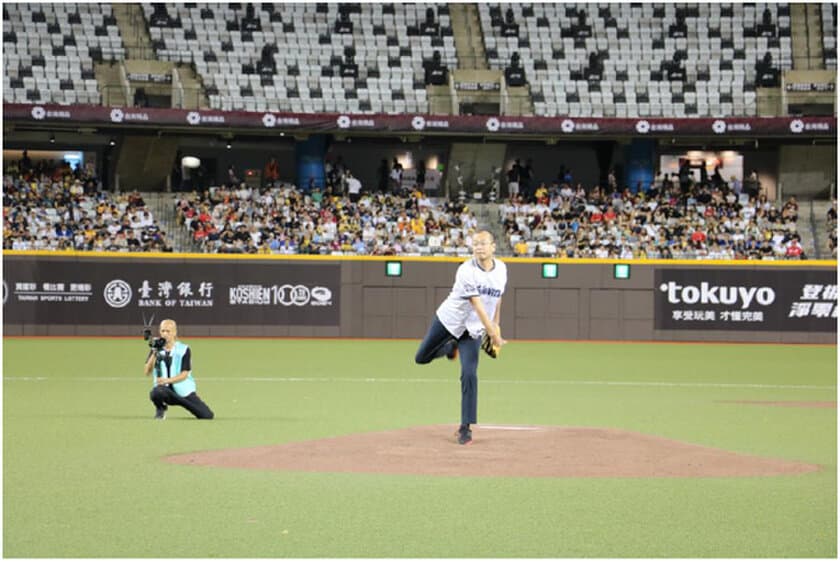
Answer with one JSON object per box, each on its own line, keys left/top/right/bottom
{"left": 3, "top": 337, "right": 837, "bottom": 557}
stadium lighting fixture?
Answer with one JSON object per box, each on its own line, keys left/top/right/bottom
{"left": 385, "top": 261, "right": 403, "bottom": 277}
{"left": 108, "top": 137, "right": 116, "bottom": 146}
{"left": 225, "top": 141, "right": 232, "bottom": 149}
{"left": 613, "top": 264, "right": 631, "bottom": 280}
{"left": 541, "top": 263, "right": 558, "bottom": 279}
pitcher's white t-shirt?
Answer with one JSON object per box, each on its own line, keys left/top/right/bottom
{"left": 436, "top": 258, "right": 507, "bottom": 338}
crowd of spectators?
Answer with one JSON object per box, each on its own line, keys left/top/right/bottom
{"left": 501, "top": 174, "right": 809, "bottom": 260}
{"left": 175, "top": 181, "right": 480, "bottom": 256}
{"left": 3, "top": 154, "right": 172, "bottom": 252}
{"left": 4, "top": 150, "right": 829, "bottom": 261}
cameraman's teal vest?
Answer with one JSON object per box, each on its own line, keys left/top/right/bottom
{"left": 154, "top": 342, "right": 196, "bottom": 397}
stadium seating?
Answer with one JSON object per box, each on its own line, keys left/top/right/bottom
{"left": 3, "top": 162, "right": 170, "bottom": 252}
{"left": 2, "top": 152, "right": 814, "bottom": 260}
{"left": 2, "top": 3, "right": 125, "bottom": 105}
{"left": 479, "top": 2, "right": 793, "bottom": 118}
{"left": 175, "top": 183, "right": 479, "bottom": 256}
{"left": 499, "top": 183, "right": 807, "bottom": 260}
{"left": 6, "top": 2, "right": 832, "bottom": 119}
{"left": 2, "top": 4, "right": 832, "bottom": 260}
{"left": 821, "top": 3, "right": 837, "bottom": 70}
{"left": 142, "top": 2, "right": 456, "bottom": 114}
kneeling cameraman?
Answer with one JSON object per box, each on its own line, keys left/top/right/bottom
{"left": 144, "top": 319, "right": 214, "bottom": 420}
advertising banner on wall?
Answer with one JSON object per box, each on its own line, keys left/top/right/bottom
{"left": 4, "top": 103, "right": 836, "bottom": 137}
{"left": 654, "top": 269, "right": 837, "bottom": 332}
{"left": 3, "top": 258, "right": 340, "bottom": 326}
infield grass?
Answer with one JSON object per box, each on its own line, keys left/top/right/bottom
{"left": 3, "top": 338, "right": 837, "bottom": 557}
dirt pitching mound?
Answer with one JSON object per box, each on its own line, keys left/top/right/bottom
{"left": 164, "top": 425, "right": 819, "bottom": 478}
{"left": 720, "top": 400, "right": 836, "bottom": 409}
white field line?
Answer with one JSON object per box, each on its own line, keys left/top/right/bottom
{"left": 2, "top": 376, "right": 835, "bottom": 390}
{"left": 478, "top": 425, "right": 544, "bottom": 431}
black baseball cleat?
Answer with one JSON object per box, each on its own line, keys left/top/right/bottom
{"left": 154, "top": 407, "right": 167, "bottom": 420}
{"left": 457, "top": 427, "right": 472, "bottom": 445}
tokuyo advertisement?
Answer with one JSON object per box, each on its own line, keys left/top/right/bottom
{"left": 3, "top": 258, "right": 340, "bottom": 326}
{"left": 655, "top": 269, "right": 838, "bottom": 332}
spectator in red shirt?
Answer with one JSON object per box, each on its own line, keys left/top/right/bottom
{"left": 785, "top": 239, "right": 803, "bottom": 258}
{"left": 263, "top": 157, "right": 280, "bottom": 186}
{"left": 194, "top": 223, "right": 208, "bottom": 240}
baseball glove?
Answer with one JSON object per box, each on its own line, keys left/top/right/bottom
{"left": 481, "top": 333, "right": 499, "bottom": 359}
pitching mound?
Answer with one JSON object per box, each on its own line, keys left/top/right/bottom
{"left": 164, "top": 425, "right": 819, "bottom": 478}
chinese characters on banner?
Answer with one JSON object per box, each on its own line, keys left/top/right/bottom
{"left": 655, "top": 269, "right": 837, "bottom": 332}
{"left": 136, "top": 280, "right": 215, "bottom": 306}
{"left": 3, "top": 259, "right": 340, "bottom": 326}
{"left": 787, "top": 283, "right": 838, "bottom": 319}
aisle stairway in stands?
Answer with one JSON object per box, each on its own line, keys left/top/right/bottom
{"left": 94, "top": 62, "right": 127, "bottom": 107}
{"left": 173, "top": 64, "right": 208, "bottom": 109}
{"left": 112, "top": 2, "right": 152, "bottom": 59}
{"left": 797, "top": 206, "right": 819, "bottom": 258}
{"left": 805, "top": 3, "right": 826, "bottom": 67}
{"left": 450, "top": 3, "right": 487, "bottom": 70}
{"left": 143, "top": 192, "right": 192, "bottom": 253}
{"left": 447, "top": 3, "right": 532, "bottom": 116}
{"left": 445, "top": 142, "right": 507, "bottom": 198}
{"left": 810, "top": 199, "right": 835, "bottom": 259}
{"left": 112, "top": 1, "right": 209, "bottom": 109}
{"left": 480, "top": 203, "right": 506, "bottom": 251}
{"left": 115, "top": 134, "right": 180, "bottom": 192}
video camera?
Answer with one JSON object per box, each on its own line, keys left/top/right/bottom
{"left": 142, "top": 313, "right": 166, "bottom": 351}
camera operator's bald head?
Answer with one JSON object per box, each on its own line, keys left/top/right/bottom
{"left": 159, "top": 319, "right": 177, "bottom": 341}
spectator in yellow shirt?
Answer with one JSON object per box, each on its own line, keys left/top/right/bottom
{"left": 535, "top": 183, "right": 549, "bottom": 204}
{"left": 410, "top": 216, "right": 426, "bottom": 235}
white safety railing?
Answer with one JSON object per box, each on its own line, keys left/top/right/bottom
{"left": 171, "top": 66, "right": 185, "bottom": 109}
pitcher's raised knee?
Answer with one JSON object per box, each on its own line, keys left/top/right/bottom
{"left": 415, "top": 351, "right": 432, "bottom": 364}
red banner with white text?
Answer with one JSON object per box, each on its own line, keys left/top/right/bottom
{"left": 3, "top": 103, "right": 836, "bottom": 137}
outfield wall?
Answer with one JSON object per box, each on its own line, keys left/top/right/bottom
{"left": 2, "top": 253, "right": 836, "bottom": 344}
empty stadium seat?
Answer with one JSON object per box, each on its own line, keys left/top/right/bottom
{"left": 142, "top": 2, "right": 455, "bottom": 114}
{"left": 478, "top": 2, "right": 794, "bottom": 117}
{"left": 3, "top": 3, "right": 123, "bottom": 105}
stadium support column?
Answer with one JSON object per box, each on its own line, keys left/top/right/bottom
{"left": 624, "top": 138, "right": 656, "bottom": 194}
{"left": 296, "top": 135, "right": 327, "bottom": 192}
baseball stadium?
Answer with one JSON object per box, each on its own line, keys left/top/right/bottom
{"left": 2, "top": 1, "right": 838, "bottom": 558}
